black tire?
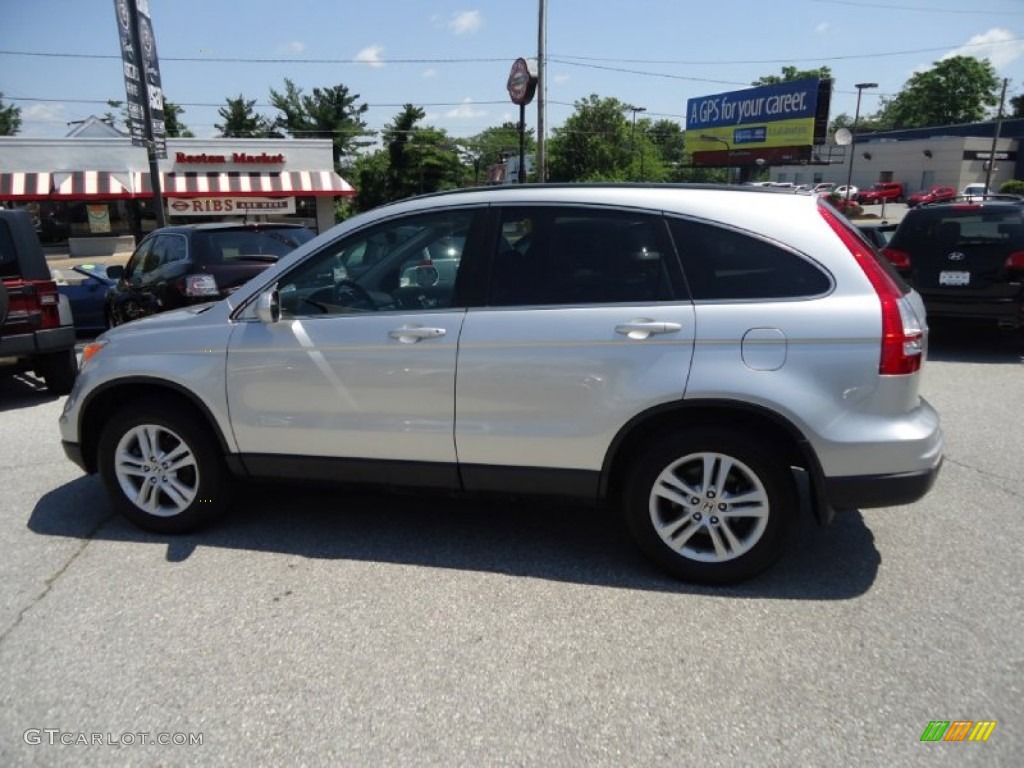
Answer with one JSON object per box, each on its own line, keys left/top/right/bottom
{"left": 97, "top": 401, "right": 231, "bottom": 534}
{"left": 36, "top": 349, "right": 78, "bottom": 395}
{"left": 622, "top": 428, "right": 796, "bottom": 585}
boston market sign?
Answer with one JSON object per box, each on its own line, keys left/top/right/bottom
{"left": 175, "top": 151, "right": 286, "bottom": 165}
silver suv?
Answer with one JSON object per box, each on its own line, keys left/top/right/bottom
{"left": 59, "top": 185, "right": 943, "bottom": 584}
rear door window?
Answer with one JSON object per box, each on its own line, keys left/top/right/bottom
{"left": 0, "top": 219, "right": 17, "bottom": 278}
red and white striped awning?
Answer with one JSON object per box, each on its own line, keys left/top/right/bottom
{"left": 51, "top": 171, "right": 133, "bottom": 199}
{"left": 0, "top": 172, "right": 52, "bottom": 200}
{"left": 133, "top": 170, "right": 355, "bottom": 198}
{"left": 0, "top": 171, "right": 134, "bottom": 200}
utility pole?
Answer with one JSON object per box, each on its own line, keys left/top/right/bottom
{"left": 984, "top": 78, "right": 1008, "bottom": 194}
{"left": 536, "top": 0, "right": 547, "bottom": 182}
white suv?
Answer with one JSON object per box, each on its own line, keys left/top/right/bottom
{"left": 59, "top": 185, "right": 943, "bottom": 584}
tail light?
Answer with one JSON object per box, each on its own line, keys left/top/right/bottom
{"left": 819, "top": 204, "right": 923, "bottom": 375}
{"left": 881, "top": 247, "right": 912, "bottom": 270}
{"left": 0, "top": 279, "right": 61, "bottom": 331}
{"left": 1005, "top": 251, "right": 1024, "bottom": 270}
{"left": 178, "top": 274, "right": 219, "bottom": 297}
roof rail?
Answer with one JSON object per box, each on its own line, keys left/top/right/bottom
{"left": 918, "top": 193, "right": 1024, "bottom": 207}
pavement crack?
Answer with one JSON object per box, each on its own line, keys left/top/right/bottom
{"left": 0, "top": 511, "right": 115, "bottom": 646}
{"left": 944, "top": 456, "right": 1024, "bottom": 501}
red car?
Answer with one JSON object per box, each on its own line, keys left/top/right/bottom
{"left": 857, "top": 182, "right": 905, "bottom": 204}
{"left": 907, "top": 185, "right": 955, "bottom": 208}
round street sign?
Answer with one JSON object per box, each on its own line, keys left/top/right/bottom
{"left": 507, "top": 57, "right": 538, "bottom": 106}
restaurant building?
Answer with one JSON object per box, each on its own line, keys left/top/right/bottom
{"left": 0, "top": 121, "right": 354, "bottom": 254}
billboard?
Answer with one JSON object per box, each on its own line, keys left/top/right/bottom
{"left": 685, "top": 79, "right": 832, "bottom": 167}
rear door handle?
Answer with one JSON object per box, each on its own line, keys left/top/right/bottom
{"left": 388, "top": 326, "right": 446, "bottom": 344}
{"left": 615, "top": 320, "right": 683, "bottom": 340}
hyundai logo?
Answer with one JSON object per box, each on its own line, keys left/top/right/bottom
{"left": 948, "top": 252, "right": 966, "bottom": 261}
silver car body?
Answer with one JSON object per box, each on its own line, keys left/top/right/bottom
{"left": 61, "top": 186, "right": 942, "bottom": 516}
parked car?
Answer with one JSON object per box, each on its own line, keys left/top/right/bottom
{"left": 962, "top": 183, "right": 991, "bottom": 201}
{"left": 812, "top": 183, "right": 836, "bottom": 196}
{"left": 106, "top": 222, "right": 314, "bottom": 326}
{"left": 53, "top": 263, "right": 119, "bottom": 334}
{"left": 60, "top": 185, "right": 943, "bottom": 585}
{"left": 833, "top": 185, "right": 859, "bottom": 200}
{"left": 907, "top": 186, "right": 956, "bottom": 208}
{"left": 881, "top": 195, "right": 1024, "bottom": 329}
{"left": 858, "top": 182, "right": 905, "bottom": 204}
{"left": 1, "top": 208, "right": 78, "bottom": 393}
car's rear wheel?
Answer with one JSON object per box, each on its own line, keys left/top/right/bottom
{"left": 623, "top": 429, "right": 796, "bottom": 584}
{"left": 36, "top": 349, "right": 78, "bottom": 395}
{"left": 98, "top": 402, "right": 230, "bottom": 533}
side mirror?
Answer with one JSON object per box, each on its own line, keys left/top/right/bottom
{"left": 106, "top": 265, "right": 124, "bottom": 279}
{"left": 255, "top": 287, "right": 280, "bottom": 323}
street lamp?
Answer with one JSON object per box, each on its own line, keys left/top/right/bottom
{"left": 700, "top": 134, "right": 733, "bottom": 182}
{"left": 625, "top": 105, "right": 647, "bottom": 180}
{"left": 844, "top": 82, "right": 877, "bottom": 201}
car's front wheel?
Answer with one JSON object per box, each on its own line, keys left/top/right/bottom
{"left": 98, "top": 402, "right": 230, "bottom": 533}
{"left": 623, "top": 429, "right": 796, "bottom": 584}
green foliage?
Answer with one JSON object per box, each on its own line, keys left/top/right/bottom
{"left": 381, "top": 105, "right": 463, "bottom": 200}
{"left": 216, "top": 94, "right": 279, "bottom": 138}
{"left": 0, "top": 92, "right": 21, "bottom": 136}
{"left": 752, "top": 66, "right": 832, "bottom": 85}
{"left": 549, "top": 95, "right": 661, "bottom": 182}
{"left": 349, "top": 150, "right": 391, "bottom": 213}
{"left": 1012, "top": 93, "right": 1024, "bottom": 118}
{"left": 162, "top": 101, "right": 193, "bottom": 138}
{"left": 999, "top": 179, "right": 1024, "bottom": 196}
{"left": 873, "top": 56, "right": 1000, "bottom": 129}
{"left": 269, "top": 78, "right": 371, "bottom": 167}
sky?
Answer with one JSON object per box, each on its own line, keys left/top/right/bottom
{"left": 3, "top": 0, "right": 1024, "bottom": 145}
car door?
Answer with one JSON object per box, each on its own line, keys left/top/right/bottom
{"left": 225, "top": 207, "right": 486, "bottom": 487}
{"left": 112, "top": 236, "right": 155, "bottom": 323}
{"left": 454, "top": 205, "right": 696, "bottom": 496}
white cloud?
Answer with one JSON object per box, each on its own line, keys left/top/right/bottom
{"left": 422, "top": 68, "right": 438, "bottom": 79}
{"left": 449, "top": 10, "right": 483, "bottom": 35}
{"left": 814, "top": 21, "right": 829, "bottom": 34}
{"left": 942, "top": 27, "right": 1024, "bottom": 69}
{"left": 444, "top": 99, "right": 487, "bottom": 119}
{"left": 554, "top": 73, "right": 570, "bottom": 84}
{"left": 355, "top": 45, "right": 385, "bottom": 68}
{"left": 17, "top": 102, "right": 73, "bottom": 137}
{"left": 276, "top": 41, "right": 305, "bottom": 54}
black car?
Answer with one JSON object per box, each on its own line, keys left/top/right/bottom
{"left": 107, "top": 222, "right": 314, "bottom": 326}
{"left": 882, "top": 196, "right": 1024, "bottom": 330}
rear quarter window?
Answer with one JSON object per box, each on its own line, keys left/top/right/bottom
{"left": 0, "top": 219, "right": 16, "bottom": 278}
{"left": 667, "top": 217, "right": 832, "bottom": 300}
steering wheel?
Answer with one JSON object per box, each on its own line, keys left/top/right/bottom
{"left": 334, "top": 279, "right": 377, "bottom": 311}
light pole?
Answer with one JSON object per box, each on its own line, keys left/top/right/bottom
{"left": 700, "top": 134, "right": 733, "bottom": 182}
{"left": 626, "top": 105, "right": 647, "bottom": 180}
{"left": 844, "top": 82, "right": 877, "bottom": 202}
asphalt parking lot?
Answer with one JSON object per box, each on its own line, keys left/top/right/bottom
{"left": 0, "top": 324, "right": 1021, "bottom": 767}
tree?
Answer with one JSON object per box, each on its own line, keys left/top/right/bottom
{"left": 269, "top": 78, "right": 371, "bottom": 167}
{"left": 0, "top": 92, "right": 21, "bottom": 135}
{"left": 381, "top": 105, "right": 463, "bottom": 200}
{"left": 1008, "top": 92, "right": 1024, "bottom": 118}
{"left": 461, "top": 122, "right": 536, "bottom": 183}
{"left": 163, "top": 100, "right": 194, "bottom": 138}
{"left": 216, "top": 94, "right": 279, "bottom": 138}
{"left": 751, "top": 66, "right": 832, "bottom": 86}
{"left": 873, "top": 56, "right": 1000, "bottom": 129}
{"left": 105, "top": 98, "right": 193, "bottom": 137}
{"left": 547, "top": 95, "right": 635, "bottom": 182}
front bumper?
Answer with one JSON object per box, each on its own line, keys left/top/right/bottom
{"left": 62, "top": 440, "right": 87, "bottom": 472}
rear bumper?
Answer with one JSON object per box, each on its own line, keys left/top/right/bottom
{"left": 824, "top": 458, "right": 942, "bottom": 511}
{"left": 919, "top": 294, "right": 1024, "bottom": 324}
{"left": 0, "top": 326, "right": 77, "bottom": 361}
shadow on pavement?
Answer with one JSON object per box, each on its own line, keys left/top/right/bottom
{"left": 0, "top": 372, "right": 58, "bottom": 412}
{"left": 927, "top": 322, "right": 1023, "bottom": 365}
{"left": 30, "top": 476, "right": 880, "bottom": 600}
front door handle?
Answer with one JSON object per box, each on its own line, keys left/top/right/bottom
{"left": 388, "top": 326, "right": 447, "bottom": 344}
{"left": 615, "top": 320, "right": 683, "bottom": 340}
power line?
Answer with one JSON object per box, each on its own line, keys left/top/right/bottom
{"left": 811, "top": 0, "right": 1024, "bottom": 14}
{"left": 0, "top": 49, "right": 514, "bottom": 64}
